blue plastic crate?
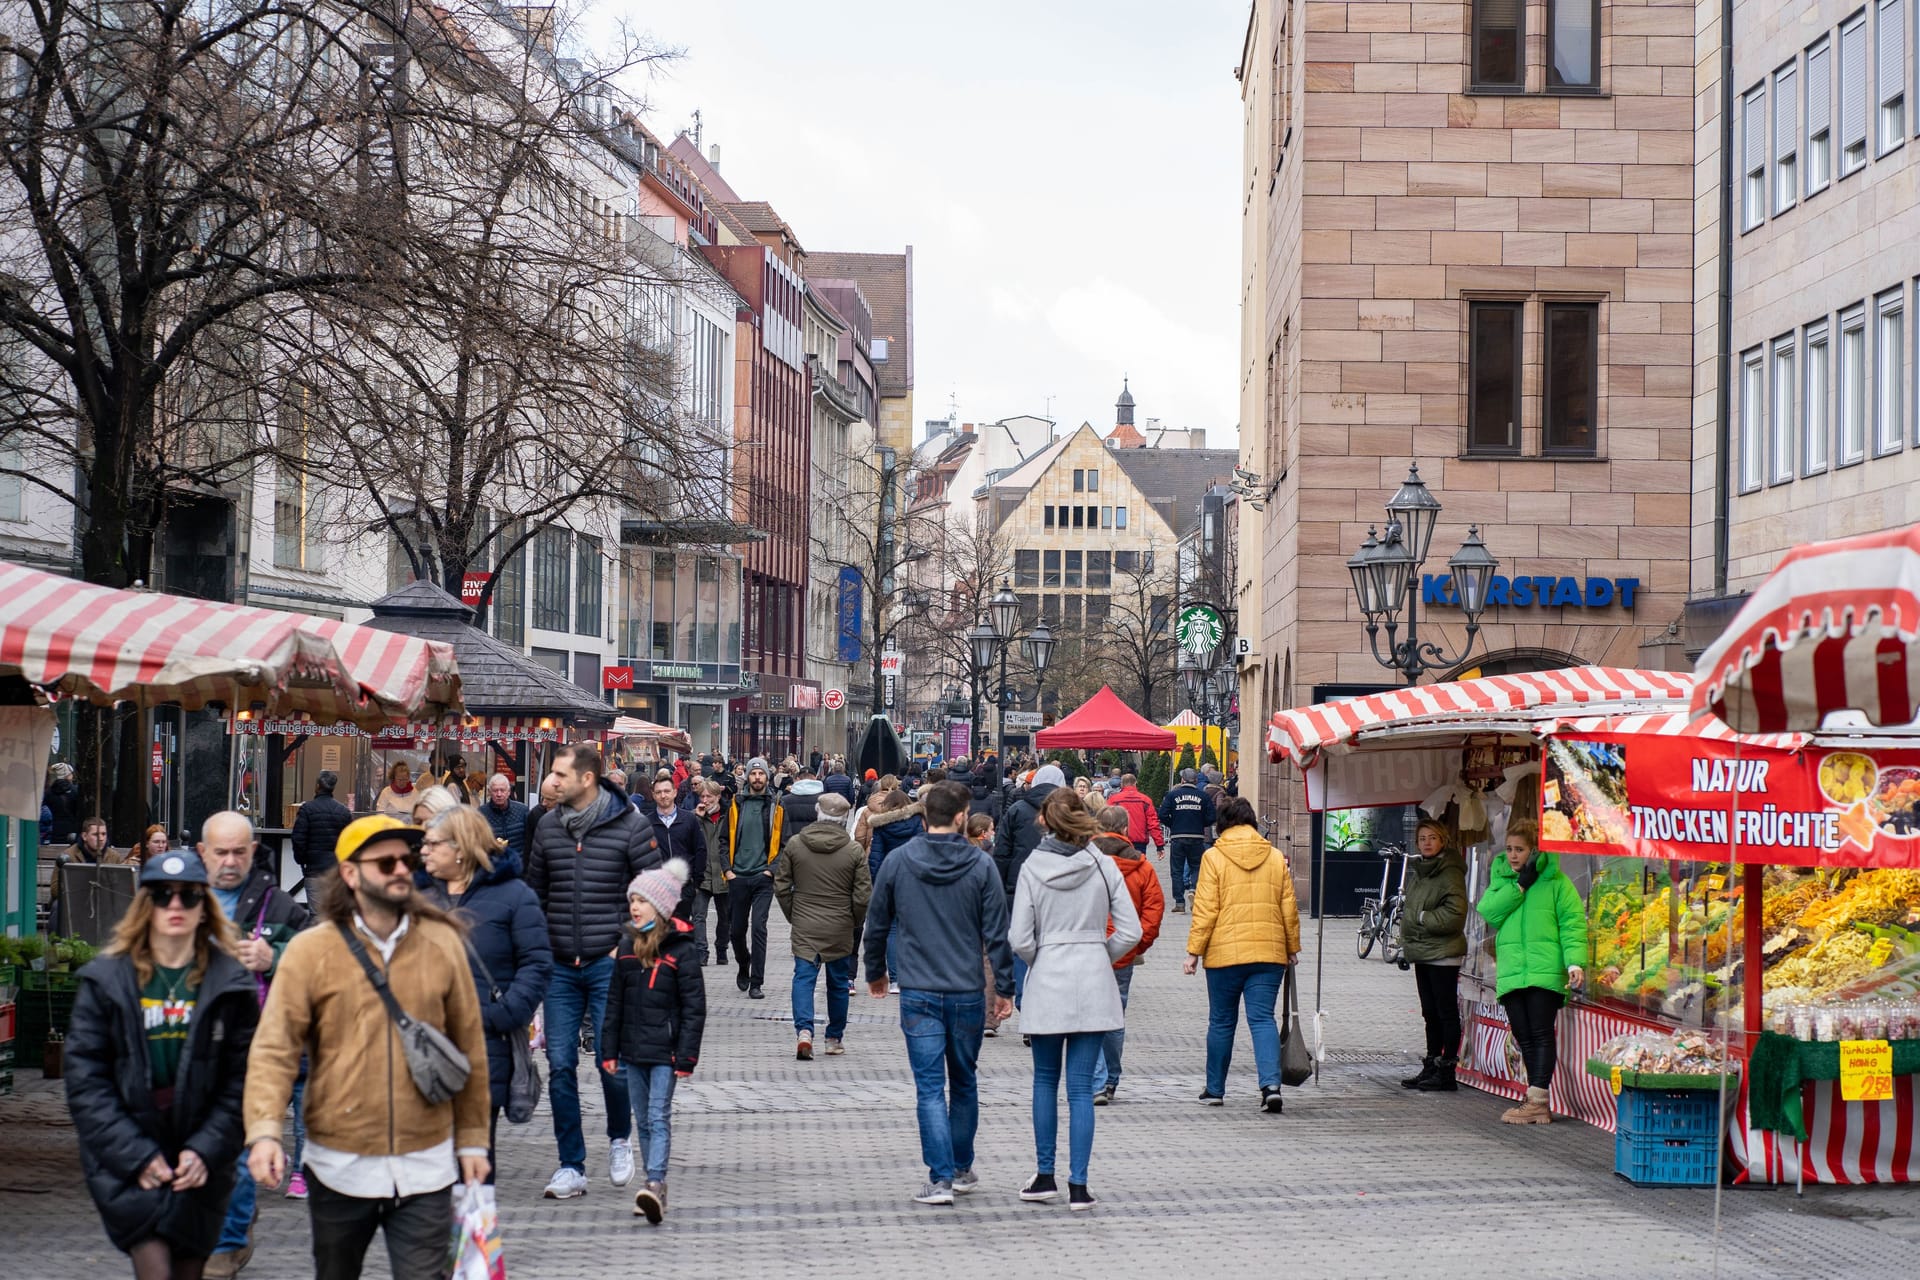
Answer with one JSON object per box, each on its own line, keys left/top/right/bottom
{"left": 1615, "top": 1130, "right": 1720, "bottom": 1186}
{"left": 1614, "top": 1086, "right": 1721, "bottom": 1142}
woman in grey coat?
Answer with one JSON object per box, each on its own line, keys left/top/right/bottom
{"left": 1009, "top": 788, "right": 1142, "bottom": 1211}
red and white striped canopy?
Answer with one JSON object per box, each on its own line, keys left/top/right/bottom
{"left": 612, "top": 716, "right": 693, "bottom": 753}
{"left": 0, "top": 561, "right": 460, "bottom": 727}
{"left": 1692, "top": 524, "right": 1920, "bottom": 733}
{"left": 1546, "top": 708, "right": 1807, "bottom": 751}
{"left": 1267, "top": 667, "right": 1694, "bottom": 765}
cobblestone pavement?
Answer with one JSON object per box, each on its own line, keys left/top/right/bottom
{"left": 5, "top": 863, "right": 1917, "bottom": 1279}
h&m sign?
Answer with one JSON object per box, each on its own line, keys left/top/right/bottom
{"left": 1423, "top": 573, "right": 1641, "bottom": 611}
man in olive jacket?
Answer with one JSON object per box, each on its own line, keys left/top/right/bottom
{"left": 774, "top": 793, "right": 871, "bottom": 1060}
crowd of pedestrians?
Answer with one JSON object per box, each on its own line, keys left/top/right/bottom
{"left": 64, "top": 741, "right": 1461, "bottom": 1280}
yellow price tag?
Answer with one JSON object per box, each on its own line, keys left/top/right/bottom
{"left": 1868, "top": 937, "right": 1894, "bottom": 967}
{"left": 1840, "top": 1039, "right": 1894, "bottom": 1102}
{"left": 1610, "top": 1065, "right": 1623, "bottom": 1096}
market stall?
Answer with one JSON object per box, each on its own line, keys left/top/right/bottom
{"left": 1036, "top": 685, "right": 1177, "bottom": 751}
{"left": 612, "top": 715, "right": 693, "bottom": 760}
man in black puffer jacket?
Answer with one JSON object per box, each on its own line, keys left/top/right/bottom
{"left": 526, "top": 743, "right": 661, "bottom": 1199}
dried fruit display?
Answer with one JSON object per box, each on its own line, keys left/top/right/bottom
{"left": 1792, "top": 869, "right": 1920, "bottom": 936}
{"left": 1762, "top": 930, "right": 1883, "bottom": 996}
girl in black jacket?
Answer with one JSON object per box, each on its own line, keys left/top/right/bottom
{"left": 65, "top": 850, "right": 258, "bottom": 1279}
{"left": 599, "top": 858, "right": 705, "bottom": 1225}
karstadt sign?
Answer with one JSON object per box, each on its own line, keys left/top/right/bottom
{"left": 1423, "top": 573, "right": 1641, "bottom": 610}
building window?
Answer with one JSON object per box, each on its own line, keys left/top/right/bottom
{"left": 575, "top": 533, "right": 601, "bottom": 636}
{"left": 1087, "top": 550, "right": 1111, "bottom": 588}
{"left": 1063, "top": 594, "right": 1083, "bottom": 631}
{"left": 1116, "top": 550, "right": 1138, "bottom": 575}
{"left": 1085, "top": 594, "right": 1111, "bottom": 628}
{"left": 1742, "top": 84, "right": 1767, "bottom": 231}
{"left": 1875, "top": 288, "right": 1904, "bottom": 455}
{"left": 1043, "top": 549, "right": 1061, "bottom": 587}
{"left": 493, "top": 520, "right": 526, "bottom": 647}
{"left": 1014, "top": 549, "right": 1039, "bottom": 587}
{"left": 0, "top": 437, "right": 19, "bottom": 521}
{"left": 1065, "top": 550, "right": 1082, "bottom": 588}
{"left": 1072, "top": 505, "right": 1084, "bottom": 529}
{"left": 1804, "top": 322, "right": 1832, "bottom": 474}
{"left": 1472, "top": 0, "right": 1523, "bottom": 90}
{"left": 1807, "top": 36, "right": 1833, "bottom": 194}
{"left": 1774, "top": 62, "right": 1799, "bottom": 213}
{"left": 1878, "top": 0, "right": 1905, "bottom": 153}
{"left": 1073, "top": 469, "right": 1085, "bottom": 492}
{"left": 1086, "top": 469, "right": 1098, "bottom": 493}
{"left": 272, "top": 390, "right": 323, "bottom": 571}
{"left": 1116, "top": 505, "right": 1128, "bottom": 529}
{"left": 1044, "top": 505, "right": 1054, "bottom": 529}
{"left": 1057, "top": 504, "right": 1068, "bottom": 527}
{"left": 531, "top": 524, "right": 571, "bottom": 631}
{"left": 1468, "top": 301, "right": 1523, "bottom": 454}
{"left": 1543, "top": 302, "right": 1599, "bottom": 455}
{"left": 1840, "top": 12, "right": 1868, "bottom": 176}
{"left": 1101, "top": 505, "right": 1113, "bottom": 528}
{"left": 1086, "top": 505, "right": 1098, "bottom": 526}
{"left": 1739, "top": 347, "right": 1765, "bottom": 493}
{"left": 1041, "top": 594, "right": 1060, "bottom": 624}
{"left": 1770, "top": 336, "right": 1797, "bottom": 485}
{"left": 1547, "top": 0, "right": 1598, "bottom": 90}
{"left": 1839, "top": 304, "right": 1867, "bottom": 464}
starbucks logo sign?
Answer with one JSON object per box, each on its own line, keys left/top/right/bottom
{"left": 1176, "top": 605, "right": 1225, "bottom": 657}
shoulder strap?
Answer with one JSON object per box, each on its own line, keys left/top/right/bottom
{"left": 460, "top": 933, "right": 503, "bottom": 1003}
{"left": 336, "top": 923, "right": 414, "bottom": 1029}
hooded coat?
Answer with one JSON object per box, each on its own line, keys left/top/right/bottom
{"left": 603, "top": 921, "right": 706, "bottom": 1072}
{"left": 992, "top": 765, "right": 1064, "bottom": 898}
{"left": 865, "top": 801, "right": 925, "bottom": 881}
{"left": 1476, "top": 848, "right": 1587, "bottom": 998}
{"left": 1398, "top": 849, "right": 1469, "bottom": 965}
{"left": 64, "top": 951, "right": 258, "bottom": 1253}
{"left": 1092, "top": 833, "right": 1164, "bottom": 968}
{"left": 432, "top": 848, "right": 553, "bottom": 1110}
{"left": 864, "top": 830, "right": 1015, "bottom": 995}
{"left": 1187, "top": 825, "right": 1303, "bottom": 969}
{"left": 775, "top": 819, "right": 872, "bottom": 961}
{"left": 1009, "top": 836, "right": 1142, "bottom": 1034}
{"left": 781, "top": 777, "right": 826, "bottom": 828}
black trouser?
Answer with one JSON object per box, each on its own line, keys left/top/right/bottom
{"left": 1500, "top": 986, "right": 1564, "bottom": 1090}
{"left": 695, "top": 888, "right": 731, "bottom": 963}
{"left": 730, "top": 872, "right": 775, "bottom": 986}
{"left": 1412, "top": 963, "right": 1463, "bottom": 1060}
{"left": 306, "top": 1169, "right": 452, "bottom": 1280}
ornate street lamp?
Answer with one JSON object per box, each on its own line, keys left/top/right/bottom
{"left": 988, "top": 580, "right": 1020, "bottom": 643}
{"left": 972, "top": 584, "right": 1047, "bottom": 752}
{"left": 1346, "top": 464, "right": 1500, "bottom": 685}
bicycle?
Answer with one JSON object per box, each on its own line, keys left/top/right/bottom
{"left": 1355, "top": 843, "right": 1413, "bottom": 962}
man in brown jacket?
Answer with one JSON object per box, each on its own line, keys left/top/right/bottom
{"left": 244, "top": 815, "right": 489, "bottom": 1280}
{"left": 774, "top": 792, "right": 871, "bottom": 1060}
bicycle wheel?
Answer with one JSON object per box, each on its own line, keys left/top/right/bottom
{"left": 1356, "top": 903, "right": 1379, "bottom": 959}
{"left": 1382, "top": 903, "right": 1404, "bottom": 963}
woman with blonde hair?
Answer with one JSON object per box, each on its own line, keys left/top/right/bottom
{"left": 410, "top": 783, "right": 461, "bottom": 825}
{"left": 1399, "top": 817, "right": 1469, "bottom": 1092}
{"left": 421, "top": 806, "right": 551, "bottom": 1181}
{"left": 64, "top": 849, "right": 259, "bottom": 1279}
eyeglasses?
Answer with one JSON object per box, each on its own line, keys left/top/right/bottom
{"left": 148, "top": 884, "right": 206, "bottom": 910}
{"left": 353, "top": 851, "right": 424, "bottom": 876}
{"left": 420, "top": 835, "right": 453, "bottom": 849}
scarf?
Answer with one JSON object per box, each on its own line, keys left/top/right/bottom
{"left": 389, "top": 779, "right": 414, "bottom": 796}
{"left": 560, "top": 785, "right": 612, "bottom": 841}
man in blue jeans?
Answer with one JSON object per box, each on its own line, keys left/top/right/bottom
{"left": 865, "top": 781, "right": 1016, "bottom": 1205}
{"left": 527, "top": 744, "right": 662, "bottom": 1199}
{"left": 1158, "top": 768, "right": 1215, "bottom": 912}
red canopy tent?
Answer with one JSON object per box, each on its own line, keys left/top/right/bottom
{"left": 1034, "top": 685, "right": 1178, "bottom": 750}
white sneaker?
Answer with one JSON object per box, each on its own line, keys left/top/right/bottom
{"left": 888, "top": 982, "right": 900, "bottom": 995}
{"left": 542, "top": 1167, "right": 588, "bottom": 1199}
{"left": 608, "top": 1139, "right": 635, "bottom": 1188}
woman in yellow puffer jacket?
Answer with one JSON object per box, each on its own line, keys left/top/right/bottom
{"left": 1182, "top": 797, "right": 1302, "bottom": 1113}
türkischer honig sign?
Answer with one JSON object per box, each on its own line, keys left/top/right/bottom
{"left": 1423, "top": 573, "right": 1642, "bottom": 609}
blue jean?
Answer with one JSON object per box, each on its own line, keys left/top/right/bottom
{"left": 1012, "top": 954, "right": 1029, "bottom": 1009}
{"left": 1091, "top": 964, "right": 1136, "bottom": 1092}
{"left": 215, "top": 1150, "right": 255, "bottom": 1251}
{"left": 1169, "top": 839, "right": 1205, "bottom": 903}
{"left": 622, "top": 1063, "right": 676, "bottom": 1183}
{"left": 545, "top": 956, "right": 631, "bottom": 1173}
{"left": 1030, "top": 1032, "right": 1104, "bottom": 1185}
{"left": 792, "top": 954, "right": 854, "bottom": 1039}
{"left": 898, "top": 989, "right": 985, "bottom": 1183}
{"left": 1205, "top": 962, "right": 1285, "bottom": 1095}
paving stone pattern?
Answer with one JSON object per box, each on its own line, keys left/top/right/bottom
{"left": 3, "top": 860, "right": 1913, "bottom": 1278}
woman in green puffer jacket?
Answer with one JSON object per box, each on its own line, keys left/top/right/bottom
{"left": 1475, "top": 819, "right": 1588, "bottom": 1126}
{"left": 1397, "top": 819, "right": 1467, "bottom": 1093}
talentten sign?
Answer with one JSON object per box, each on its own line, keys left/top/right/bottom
{"left": 1423, "top": 573, "right": 1641, "bottom": 610}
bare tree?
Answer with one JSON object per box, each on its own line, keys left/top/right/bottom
{"left": 1098, "top": 542, "right": 1178, "bottom": 721}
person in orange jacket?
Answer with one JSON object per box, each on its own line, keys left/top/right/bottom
{"left": 1105, "top": 773, "right": 1164, "bottom": 855}
{"left": 1089, "top": 805, "right": 1163, "bottom": 1104}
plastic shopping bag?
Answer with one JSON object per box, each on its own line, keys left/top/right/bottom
{"left": 448, "top": 1182, "right": 506, "bottom": 1280}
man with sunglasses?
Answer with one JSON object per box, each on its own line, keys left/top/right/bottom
{"left": 244, "top": 816, "right": 489, "bottom": 1280}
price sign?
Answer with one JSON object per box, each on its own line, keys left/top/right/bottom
{"left": 1609, "top": 1066, "right": 1623, "bottom": 1096}
{"left": 1839, "top": 1039, "right": 1894, "bottom": 1102}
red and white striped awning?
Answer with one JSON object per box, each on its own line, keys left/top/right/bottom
{"left": 1267, "top": 667, "right": 1694, "bottom": 765}
{"left": 0, "top": 561, "right": 459, "bottom": 728}
{"left": 1546, "top": 709, "right": 1808, "bottom": 751}
{"left": 612, "top": 716, "right": 693, "bottom": 753}
{"left": 1165, "top": 708, "right": 1202, "bottom": 728}
{"left": 1693, "top": 524, "right": 1920, "bottom": 733}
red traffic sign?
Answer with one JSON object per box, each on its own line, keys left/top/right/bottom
{"left": 823, "top": 688, "right": 846, "bottom": 711}
{"left": 459, "top": 571, "right": 493, "bottom": 606}
{"left": 602, "top": 666, "right": 634, "bottom": 690}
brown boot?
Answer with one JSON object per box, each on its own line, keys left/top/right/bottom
{"left": 1501, "top": 1086, "right": 1553, "bottom": 1124}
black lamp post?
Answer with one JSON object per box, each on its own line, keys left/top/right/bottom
{"left": 1345, "top": 463, "right": 1499, "bottom": 685}
{"left": 966, "top": 582, "right": 1055, "bottom": 753}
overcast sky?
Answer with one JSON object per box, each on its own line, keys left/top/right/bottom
{"left": 610, "top": 0, "right": 1247, "bottom": 450}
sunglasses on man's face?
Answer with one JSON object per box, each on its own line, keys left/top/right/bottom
{"left": 148, "top": 884, "right": 206, "bottom": 910}
{"left": 354, "top": 850, "right": 423, "bottom": 876}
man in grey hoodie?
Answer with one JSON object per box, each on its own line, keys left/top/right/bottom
{"left": 865, "top": 781, "right": 1016, "bottom": 1206}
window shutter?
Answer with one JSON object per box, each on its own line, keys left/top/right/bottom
{"left": 1809, "top": 41, "right": 1832, "bottom": 135}
{"left": 1842, "top": 19, "right": 1868, "bottom": 149}
{"left": 1879, "top": 0, "right": 1904, "bottom": 101}
{"left": 1746, "top": 87, "right": 1768, "bottom": 173}
{"left": 1777, "top": 66, "right": 1798, "bottom": 158}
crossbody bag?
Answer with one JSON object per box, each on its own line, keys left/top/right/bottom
{"left": 337, "top": 924, "right": 472, "bottom": 1106}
